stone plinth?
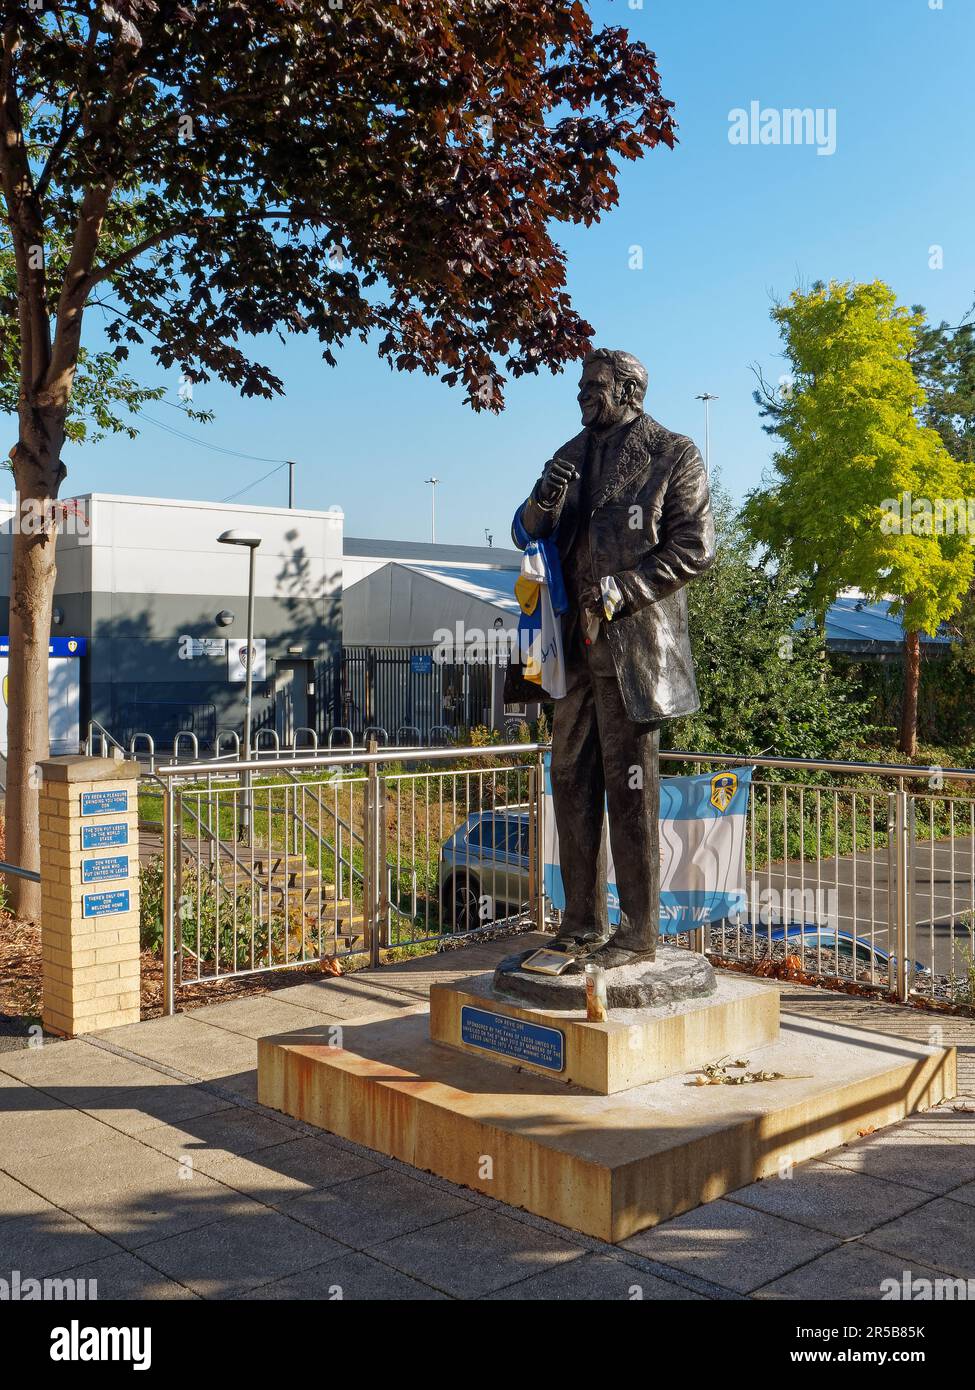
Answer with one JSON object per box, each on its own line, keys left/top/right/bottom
{"left": 493, "top": 943, "right": 716, "bottom": 1010}
{"left": 430, "top": 969, "right": 780, "bottom": 1093}
{"left": 39, "top": 756, "right": 141, "bottom": 1036}
{"left": 258, "top": 1009, "right": 956, "bottom": 1244}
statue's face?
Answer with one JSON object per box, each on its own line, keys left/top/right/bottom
{"left": 578, "top": 360, "right": 628, "bottom": 429}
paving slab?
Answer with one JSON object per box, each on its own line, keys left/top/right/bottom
{"left": 137, "top": 1106, "right": 297, "bottom": 1161}
{"left": 137, "top": 1207, "right": 348, "bottom": 1298}
{"left": 822, "top": 1130, "right": 975, "bottom": 1195}
{"left": 728, "top": 1160, "right": 931, "bottom": 1237}
{"left": 754, "top": 1242, "right": 955, "bottom": 1300}
{"left": 183, "top": 994, "right": 339, "bottom": 1040}
{"left": 0, "top": 1037, "right": 99, "bottom": 1081}
{"left": 863, "top": 1196, "right": 975, "bottom": 1279}
{"left": 368, "top": 1207, "right": 586, "bottom": 1299}
{"left": 269, "top": 979, "right": 425, "bottom": 1020}
{"left": 182, "top": 1134, "right": 380, "bottom": 1202}
{"left": 2, "top": 1131, "right": 260, "bottom": 1250}
{"left": 56, "top": 1250, "right": 199, "bottom": 1300}
{"left": 94, "top": 1014, "right": 258, "bottom": 1083}
{"left": 0, "top": 1169, "right": 51, "bottom": 1224}
{"left": 0, "top": 1207, "right": 118, "bottom": 1277}
{"left": 236, "top": 1251, "right": 449, "bottom": 1301}
{"left": 1, "top": 1036, "right": 233, "bottom": 1135}
{"left": 278, "top": 1168, "right": 474, "bottom": 1249}
{"left": 620, "top": 1198, "right": 839, "bottom": 1295}
{"left": 0, "top": 1082, "right": 116, "bottom": 1165}
{"left": 483, "top": 1251, "right": 703, "bottom": 1301}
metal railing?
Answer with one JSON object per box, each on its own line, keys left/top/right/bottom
{"left": 154, "top": 741, "right": 545, "bottom": 1013}
{"left": 660, "top": 750, "right": 975, "bottom": 1006}
{"left": 149, "top": 743, "right": 975, "bottom": 1016}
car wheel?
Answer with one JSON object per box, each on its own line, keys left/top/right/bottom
{"left": 442, "top": 875, "right": 480, "bottom": 933}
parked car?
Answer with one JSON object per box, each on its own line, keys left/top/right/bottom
{"left": 742, "top": 922, "right": 927, "bottom": 976}
{"left": 439, "top": 809, "right": 531, "bottom": 932}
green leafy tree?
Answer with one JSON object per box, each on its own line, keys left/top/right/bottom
{"left": 911, "top": 300, "right": 975, "bottom": 704}
{"left": 911, "top": 301, "right": 975, "bottom": 463}
{"left": 744, "top": 280, "right": 975, "bottom": 758}
{"left": 0, "top": 1, "right": 676, "bottom": 914}
{"left": 671, "top": 482, "right": 871, "bottom": 759}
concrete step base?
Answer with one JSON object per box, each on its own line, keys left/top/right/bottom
{"left": 258, "top": 1003, "right": 956, "bottom": 1244}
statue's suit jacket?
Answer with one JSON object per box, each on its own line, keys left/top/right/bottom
{"left": 508, "top": 412, "right": 715, "bottom": 723}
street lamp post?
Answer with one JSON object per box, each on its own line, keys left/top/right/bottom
{"left": 218, "top": 529, "right": 262, "bottom": 842}
{"left": 695, "top": 392, "right": 718, "bottom": 479}
{"left": 425, "top": 476, "right": 440, "bottom": 542}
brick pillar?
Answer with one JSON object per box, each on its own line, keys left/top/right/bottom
{"left": 39, "top": 756, "right": 141, "bottom": 1037}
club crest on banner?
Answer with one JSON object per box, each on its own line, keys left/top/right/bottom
{"left": 709, "top": 772, "right": 738, "bottom": 814}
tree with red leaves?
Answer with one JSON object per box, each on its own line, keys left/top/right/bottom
{"left": 0, "top": 0, "right": 675, "bottom": 914}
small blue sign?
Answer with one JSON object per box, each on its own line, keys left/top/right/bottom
{"left": 81, "top": 789, "right": 128, "bottom": 816}
{"left": 460, "top": 1005, "right": 564, "bottom": 1072}
{"left": 81, "top": 822, "right": 129, "bottom": 849}
{"left": 82, "top": 855, "right": 129, "bottom": 884}
{"left": 410, "top": 652, "right": 433, "bottom": 675}
{"left": 83, "top": 889, "right": 130, "bottom": 918}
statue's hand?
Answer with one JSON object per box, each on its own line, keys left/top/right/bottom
{"left": 536, "top": 455, "right": 576, "bottom": 506}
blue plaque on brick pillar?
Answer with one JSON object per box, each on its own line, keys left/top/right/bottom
{"left": 82, "top": 855, "right": 129, "bottom": 884}
{"left": 82, "top": 889, "right": 130, "bottom": 917}
{"left": 81, "top": 822, "right": 129, "bottom": 849}
{"left": 81, "top": 789, "right": 129, "bottom": 816}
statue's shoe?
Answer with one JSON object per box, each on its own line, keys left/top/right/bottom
{"left": 549, "top": 930, "right": 612, "bottom": 956}
{"left": 581, "top": 944, "right": 657, "bottom": 971}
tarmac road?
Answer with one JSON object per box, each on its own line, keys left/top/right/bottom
{"left": 741, "top": 834, "right": 975, "bottom": 979}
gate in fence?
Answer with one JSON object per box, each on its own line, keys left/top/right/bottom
{"left": 154, "top": 743, "right": 545, "bottom": 1013}
{"left": 340, "top": 646, "right": 495, "bottom": 742}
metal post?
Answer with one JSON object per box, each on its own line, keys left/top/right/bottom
{"left": 163, "top": 781, "right": 176, "bottom": 1016}
{"left": 425, "top": 476, "right": 439, "bottom": 542}
{"left": 893, "top": 788, "right": 914, "bottom": 1002}
{"left": 378, "top": 773, "right": 390, "bottom": 951}
{"left": 288, "top": 460, "right": 296, "bottom": 509}
{"left": 695, "top": 392, "right": 717, "bottom": 479}
{"left": 533, "top": 746, "right": 546, "bottom": 932}
{"left": 242, "top": 542, "right": 256, "bottom": 844}
{"left": 365, "top": 737, "right": 382, "bottom": 966}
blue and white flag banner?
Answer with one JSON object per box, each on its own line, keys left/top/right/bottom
{"left": 542, "top": 756, "right": 753, "bottom": 934}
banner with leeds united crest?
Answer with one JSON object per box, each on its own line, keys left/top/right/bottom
{"left": 542, "top": 756, "right": 753, "bottom": 933}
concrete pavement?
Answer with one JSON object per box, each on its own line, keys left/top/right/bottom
{"left": 0, "top": 938, "right": 973, "bottom": 1300}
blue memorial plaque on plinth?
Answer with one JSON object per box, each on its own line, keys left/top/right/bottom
{"left": 81, "top": 789, "right": 129, "bottom": 816}
{"left": 81, "top": 822, "right": 129, "bottom": 849}
{"left": 82, "top": 855, "right": 129, "bottom": 884}
{"left": 460, "top": 1005, "right": 564, "bottom": 1072}
{"left": 82, "top": 889, "right": 130, "bottom": 918}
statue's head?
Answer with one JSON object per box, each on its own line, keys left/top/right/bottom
{"left": 578, "top": 349, "right": 648, "bottom": 430}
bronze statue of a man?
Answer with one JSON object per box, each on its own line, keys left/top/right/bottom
{"left": 509, "top": 348, "right": 715, "bottom": 970}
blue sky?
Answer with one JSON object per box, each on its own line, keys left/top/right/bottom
{"left": 21, "top": 0, "right": 975, "bottom": 545}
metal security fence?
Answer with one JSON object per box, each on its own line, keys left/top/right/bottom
{"left": 152, "top": 744, "right": 975, "bottom": 1014}
{"left": 340, "top": 646, "right": 495, "bottom": 742}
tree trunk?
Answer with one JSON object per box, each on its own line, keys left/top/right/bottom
{"left": 899, "top": 629, "right": 920, "bottom": 759}
{"left": 5, "top": 411, "right": 64, "bottom": 919}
